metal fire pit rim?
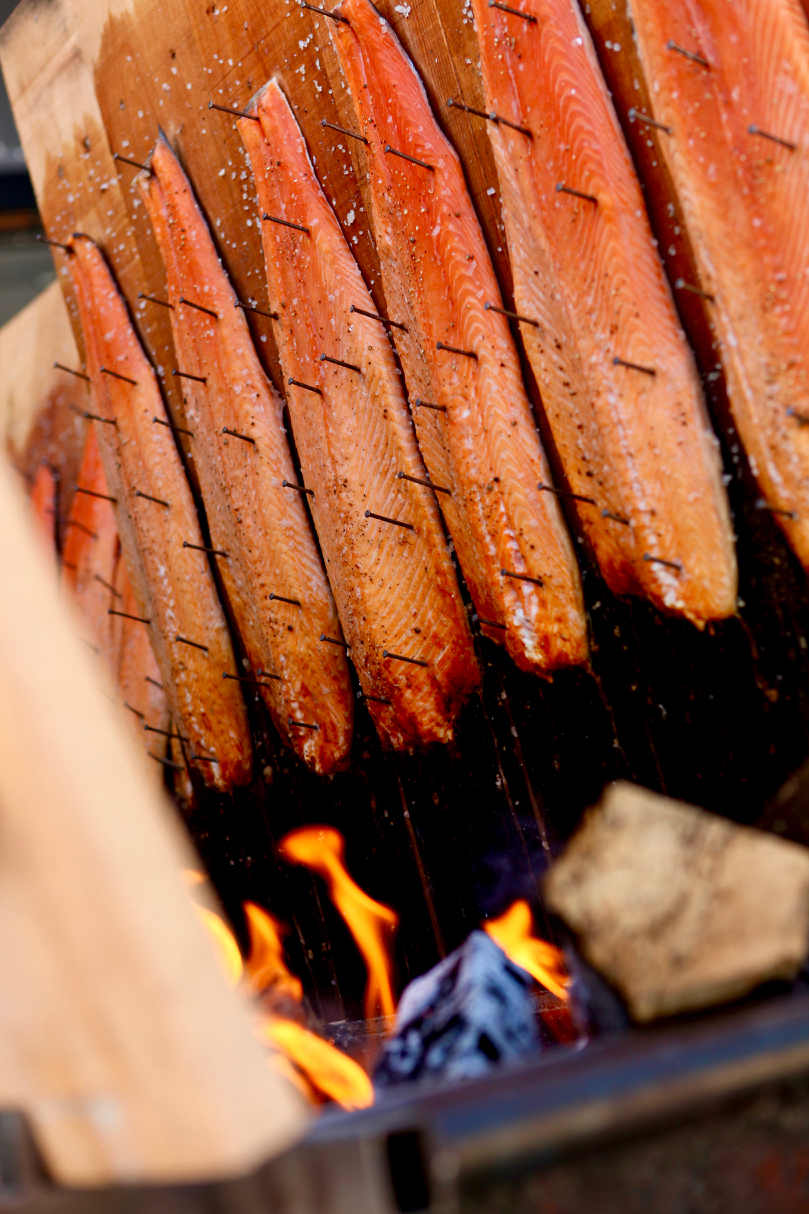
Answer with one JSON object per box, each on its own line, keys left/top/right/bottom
{"left": 307, "top": 986, "right": 809, "bottom": 1177}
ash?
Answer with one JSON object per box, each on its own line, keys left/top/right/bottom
{"left": 375, "top": 931, "right": 539, "bottom": 1088}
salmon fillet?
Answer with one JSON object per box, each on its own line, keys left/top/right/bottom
{"left": 469, "top": 0, "right": 737, "bottom": 625}
{"left": 62, "top": 427, "right": 121, "bottom": 670}
{"left": 115, "top": 554, "right": 171, "bottom": 766}
{"left": 330, "top": 0, "right": 587, "bottom": 674}
{"left": 138, "top": 134, "right": 353, "bottom": 774}
{"left": 29, "top": 463, "right": 57, "bottom": 550}
{"left": 616, "top": 0, "right": 809, "bottom": 571}
{"left": 239, "top": 80, "right": 479, "bottom": 749}
{"left": 66, "top": 234, "right": 252, "bottom": 791}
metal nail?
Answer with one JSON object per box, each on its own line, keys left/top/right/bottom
{"left": 288, "top": 377, "right": 323, "bottom": 395}
{"left": 222, "top": 426, "right": 256, "bottom": 444}
{"left": 414, "top": 398, "right": 447, "bottom": 412}
{"left": 627, "top": 108, "right": 673, "bottom": 135}
{"left": 601, "top": 509, "right": 630, "bottom": 525}
{"left": 172, "top": 369, "right": 207, "bottom": 384}
{"left": 643, "top": 553, "right": 683, "bottom": 572}
{"left": 65, "top": 519, "right": 98, "bottom": 539}
{"left": 269, "top": 592, "right": 302, "bottom": 607}
{"left": 488, "top": 1, "right": 537, "bottom": 21}
{"left": 787, "top": 407, "right": 809, "bottom": 427}
{"left": 109, "top": 608, "right": 151, "bottom": 623}
{"left": 180, "top": 296, "right": 219, "bottom": 319}
{"left": 223, "top": 670, "right": 281, "bottom": 685}
{"left": 365, "top": 509, "right": 414, "bottom": 531}
{"left": 191, "top": 753, "right": 220, "bottom": 765}
{"left": 154, "top": 416, "right": 195, "bottom": 437}
{"left": 299, "top": 2, "right": 349, "bottom": 21}
{"left": 666, "top": 40, "right": 709, "bottom": 68}
{"left": 320, "top": 634, "right": 350, "bottom": 649}
{"left": 755, "top": 499, "right": 798, "bottom": 520}
{"left": 613, "top": 356, "right": 656, "bottom": 376}
{"left": 149, "top": 752, "right": 185, "bottom": 770}
{"left": 556, "top": 182, "right": 598, "bottom": 205}
{"left": 397, "top": 470, "right": 452, "bottom": 495}
{"left": 145, "top": 675, "right": 164, "bottom": 690}
{"left": 436, "top": 341, "right": 477, "bottom": 360}
{"left": 473, "top": 614, "right": 507, "bottom": 630}
{"left": 447, "top": 98, "right": 532, "bottom": 138}
{"left": 320, "top": 353, "right": 363, "bottom": 374}
{"left": 145, "top": 724, "right": 190, "bottom": 741}
{"left": 501, "top": 568, "right": 544, "bottom": 587}
{"left": 384, "top": 145, "right": 435, "bottom": 171}
{"left": 748, "top": 123, "right": 797, "bottom": 152}
{"left": 37, "top": 236, "right": 72, "bottom": 252}
{"left": 114, "top": 152, "right": 150, "bottom": 172}
{"left": 76, "top": 486, "right": 117, "bottom": 503}
{"left": 101, "top": 366, "right": 138, "bottom": 386}
{"left": 288, "top": 716, "right": 320, "bottom": 730}
{"left": 322, "top": 119, "right": 368, "bottom": 144}
{"left": 139, "top": 292, "right": 174, "bottom": 309}
{"left": 208, "top": 100, "right": 261, "bottom": 121}
{"left": 54, "top": 361, "right": 89, "bottom": 380}
{"left": 94, "top": 573, "right": 122, "bottom": 596}
{"left": 183, "top": 540, "right": 229, "bottom": 558}
{"left": 84, "top": 411, "right": 118, "bottom": 426}
{"left": 538, "top": 481, "right": 597, "bottom": 506}
{"left": 675, "top": 278, "right": 715, "bottom": 302}
{"left": 484, "top": 302, "right": 539, "bottom": 327}
{"left": 175, "top": 634, "right": 209, "bottom": 652}
{"left": 358, "top": 691, "right": 392, "bottom": 705}
{"left": 382, "top": 649, "right": 428, "bottom": 667}
{"left": 135, "top": 489, "right": 170, "bottom": 508}
{"left": 350, "top": 303, "right": 406, "bottom": 331}
{"left": 236, "top": 300, "right": 278, "bottom": 319}
{"left": 282, "top": 478, "right": 314, "bottom": 497}
{"left": 124, "top": 702, "right": 145, "bottom": 719}
{"left": 262, "top": 212, "right": 310, "bottom": 234}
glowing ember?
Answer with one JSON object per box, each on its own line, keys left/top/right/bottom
{"left": 244, "top": 901, "right": 304, "bottom": 1001}
{"left": 484, "top": 900, "right": 569, "bottom": 1001}
{"left": 193, "top": 904, "right": 244, "bottom": 989}
{"left": 279, "top": 826, "right": 398, "bottom": 1019}
{"left": 258, "top": 1018, "right": 374, "bottom": 1110}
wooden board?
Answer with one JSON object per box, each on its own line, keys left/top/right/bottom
{"left": 0, "top": 451, "right": 306, "bottom": 1186}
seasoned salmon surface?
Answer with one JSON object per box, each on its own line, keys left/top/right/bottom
{"left": 239, "top": 80, "right": 479, "bottom": 749}
{"left": 469, "top": 0, "right": 736, "bottom": 624}
{"left": 62, "top": 427, "right": 121, "bottom": 671}
{"left": 115, "top": 555, "right": 171, "bottom": 763}
{"left": 331, "top": 0, "right": 587, "bottom": 674}
{"left": 138, "top": 134, "right": 353, "bottom": 774}
{"left": 29, "top": 464, "right": 57, "bottom": 550}
{"left": 66, "top": 235, "right": 252, "bottom": 791}
{"left": 624, "top": 0, "right": 809, "bottom": 570}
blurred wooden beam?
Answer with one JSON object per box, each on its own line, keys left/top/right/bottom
{"left": 0, "top": 453, "right": 306, "bottom": 1186}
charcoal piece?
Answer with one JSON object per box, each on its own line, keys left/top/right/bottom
{"left": 375, "top": 930, "right": 539, "bottom": 1088}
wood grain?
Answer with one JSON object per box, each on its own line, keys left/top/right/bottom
{"left": 0, "top": 452, "right": 306, "bottom": 1186}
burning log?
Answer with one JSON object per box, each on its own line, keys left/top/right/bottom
{"left": 545, "top": 782, "right": 809, "bottom": 1022}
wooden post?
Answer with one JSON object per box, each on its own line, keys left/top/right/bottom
{"left": 0, "top": 452, "right": 307, "bottom": 1186}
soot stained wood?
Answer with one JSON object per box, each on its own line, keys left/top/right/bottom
{"left": 4, "top": 0, "right": 809, "bottom": 1023}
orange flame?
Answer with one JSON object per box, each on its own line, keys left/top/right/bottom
{"left": 243, "top": 901, "right": 304, "bottom": 1002}
{"left": 194, "top": 904, "right": 244, "bottom": 989}
{"left": 257, "top": 1019, "right": 374, "bottom": 1110}
{"left": 193, "top": 896, "right": 373, "bottom": 1109}
{"left": 279, "top": 826, "right": 398, "bottom": 1019}
{"left": 484, "top": 900, "right": 569, "bottom": 1001}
